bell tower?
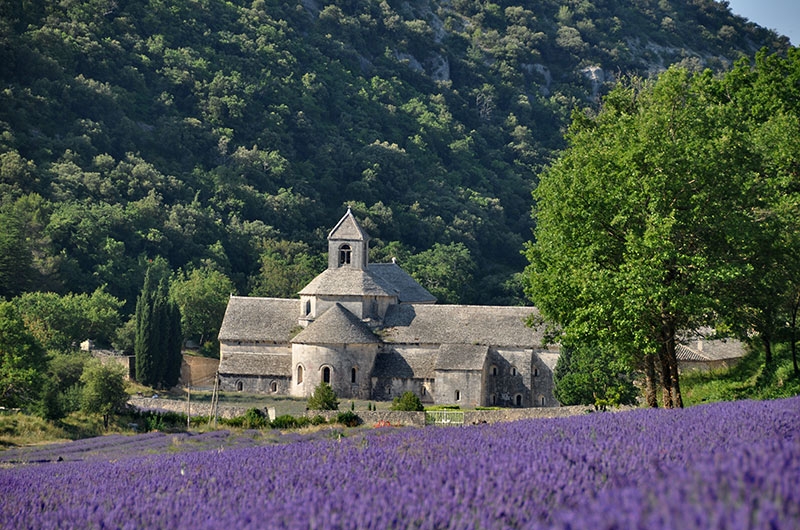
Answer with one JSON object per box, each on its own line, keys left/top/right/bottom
{"left": 327, "top": 208, "right": 370, "bottom": 271}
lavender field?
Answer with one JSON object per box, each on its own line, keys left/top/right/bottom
{"left": 2, "top": 397, "right": 799, "bottom": 529}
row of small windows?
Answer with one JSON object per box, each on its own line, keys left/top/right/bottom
{"left": 296, "top": 365, "right": 358, "bottom": 384}
{"left": 489, "top": 365, "right": 539, "bottom": 377}
{"left": 234, "top": 380, "right": 279, "bottom": 393}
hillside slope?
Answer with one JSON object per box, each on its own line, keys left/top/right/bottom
{"left": 0, "top": 0, "right": 790, "bottom": 306}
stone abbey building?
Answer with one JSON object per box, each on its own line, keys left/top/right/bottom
{"left": 218, "top": 209, "right": 559, "bottom": 407}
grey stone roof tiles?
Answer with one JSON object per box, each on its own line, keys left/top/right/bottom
{"left": 292, "top": 303, "right": 380, "bottom": 345}
{"left": 676, "top": 338, "right": 745, "bottom": 362}
{"left": 328, "top": 208, "right": 369, "bottom": 241}
{"left": 372, "top": 349, "right": 437, "bottom": 379}
{"left": 218, "top": 352, "right": 291, "bottom": 376}
{"left": 298, "top": 268, "right": 395, "bottom": 297}
{"left": 218, "top": 296, "right": 298, "bottom": 342}
{"left": 435, "top": 344, "right": 489, "bottom": 371}
{"left": 369, "top": 263, "right": 436, "bottom": 303}
{"left": 381, "top": 304, "right": 545, "bottom": 348}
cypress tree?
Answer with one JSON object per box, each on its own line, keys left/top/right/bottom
{"left": 135, "top": 259, "right": 182, "bottom": 389}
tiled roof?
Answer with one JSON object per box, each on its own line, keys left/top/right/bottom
{"left": 381, "top": 304, "right": 547, "bottom": 348}
{"left": 218, "top": 296, "right": 298, "bottom": 342}
{"left": 369, "top": 263, "right": 436, "bottom": 303}
{"left": 298, "top": 268, "right": 396, "bottom": 297}
{"left": 372, "top": 348, "right": 437, "bottom": 379}
{"left": 435, "top": 344, "right": 489, "bottom": 371}
{"left": 218, "top": 352, "right": 292, "bottom": 376}
{"left": 292, "top": 303, "right": 380, "bottom": 345}
{"left": 328, "top": 208, "right": 369, "bottom": 241}
{"left": 676, "top": 338, "right": 745, "bottom": 362}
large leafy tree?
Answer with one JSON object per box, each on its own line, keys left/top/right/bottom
{"left": 80, "top": 360, "right": 128, "bottom": 429}
{"left": 0, "top": 301, "right": 46, "bottom": 408}
{"left": 171, "top": 265, "right": 236, "bottom": 348}
{"left": 525, "top": 66, "right": 760, "bottom": 408}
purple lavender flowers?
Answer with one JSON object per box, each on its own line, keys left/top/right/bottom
{"left": 1, "top": 397, "right": 798, "bottom": 529}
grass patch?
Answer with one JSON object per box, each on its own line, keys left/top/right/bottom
{"left": 0, "top": 415, "right": 71, "bottom": 448}
{"left": 681, "top": 343, "right": 800, "bottom": 406}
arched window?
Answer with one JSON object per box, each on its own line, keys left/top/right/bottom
{"left": 351, "top": 367, "right": 357, "bottom": 383}
{"left": 323, "top": 366, "right": 331, "bottom": 384}
{"left": 304, "top": 300, "right": 311, "bottom": 316}
{"left": 270, "top": 381, "right": 278, "bottom": 393}
{"left": 515, "top": 394, "right": 523, "bottom": 407}
{"left": 236, "top": 380, "right": 243, "bottom": 392}
{"left": 533, "top": 367, "right": 539, "bottom": 377}
{"left": 455, "top": 390, "right": 461, "bottom": 402}
{"left": 540, "top": 396, "right": 545, "bottom": 407}
{"left": 511, "top": 367, "right": 517, "bottom": 377}
{"left": 491, "top": 365, "right": 498, "bottom": 376}
{"left": 297, "top": 365, "right": 304, "bottom": 384}
{"left": 338, "top": 244, "right": 352, "bottom": 266}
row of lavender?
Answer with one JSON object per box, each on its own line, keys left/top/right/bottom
{"left": 2, "top": 397, "right": 798, "bottom": 529}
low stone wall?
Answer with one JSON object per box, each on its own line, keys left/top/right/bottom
{"left": 128, "top": 398, "right": 621, "bottom": 425}
{"left": 128, "top": 397, "right": 249, "bottom": 420}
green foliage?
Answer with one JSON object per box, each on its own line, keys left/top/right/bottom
{"left": 270, "top": 414, "right": 299, "bottom": 430}
{"left": 80, "top": 360, "right": 128, "bottom": 429}
{"left": 391, "top": 391, "right": 424, "bottom": 411}
{"left": 36, "top": 352, "right": 91, "bottom": 420}
{"left": 335, "top": 410, "right": 362, "bottom": 427}
{"left": 242, "top": 407, "right": 269, "bottom": 429}
{"left": 12, "top": 287, "right": 123, "bottom": 351}
{"left": 554, "top": 344, "right": 638, "bottom": 410}
{"left": 170, "top": 266, "right": 236, "bottom": 348}
{"left": 135, "top": 258, "right": 182, "bottom": 389}
{"left": 307, "top": 382, "right": 339, "bottom": 411}
{"left": 0, "top": 302, "right": 46, "bottom": 408}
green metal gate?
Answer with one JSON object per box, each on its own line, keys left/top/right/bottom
{"left": 425, "top": 410, "right": 465, "bottom": 426}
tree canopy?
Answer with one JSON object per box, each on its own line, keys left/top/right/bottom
{"left": 526, "top": 50, "right": 800, "bottom": 407}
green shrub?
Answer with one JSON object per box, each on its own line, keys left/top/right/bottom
{"left": 391, "top": 391, "right": 424, "bottom": 411}
{"left": 295, "top": 416, "right": 311, "bottom": 428}
{"left": 270, "top": 414, "right": 298, "bottom": 429}
{"left": 310, "top": 415, "right": 327, "bottom": 425}
{"left": 242, "top": 408, "right": 269, "bottom": 429}
{"left": 335, "top": 410, "right": 362, "bottom": 427}
{"left": 307, "top": 382, "right": 339, "bottom": 411}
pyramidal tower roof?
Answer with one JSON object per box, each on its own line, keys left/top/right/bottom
{"left": 328, "top": 208, "right": 370, "bottom": 242}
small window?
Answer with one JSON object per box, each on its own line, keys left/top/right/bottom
{"left": 540, "top": 396, "right": 545, "bottom": 407}
{"left": 455, "top": 390, "right": 461, "bottom": 402}
{"left": 270, "top": 381, "right": 278, "bottom": 393}
{"left": 351, "top": 367, "right": 357, "bottom": 383}
{"left": 515, "top": 394, "right": 522, "bottom": 407}
{"left": 511, "top": 367, "right": 517, "bottom": 377}
{"left": 236, "top": 380, "right": 243, "bottom": 392}
{"left": 323, "top": 366, "right": 331, "bottom": 384}
{"left": 297, "top": 365, "right": 304, "bottom": 384}
{"left": 491, "top": 365, "right": 498, "bottom": 376}
{"left": 534, "top": 368, "right": 539, "bottom": 377}
{"left": 421, "top": 386, "right": 426, "bottom": 396}
{"left": 339, "top": 244, "right": 352, "bottom": 266}
{"left": 491, "top": 394, "right": 496, "bottom": 405}
{"left": 304, "top": 300, "right": 311, "bottom": 316}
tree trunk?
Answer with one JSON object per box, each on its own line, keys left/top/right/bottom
{"left": 658, "top": 346, "right": 673, "bottom": 408}
{"left": 763, "top": 335, "right": 773, "bottom": 366}
{"left": 791, "top": 295, "right": 799, "bottom": 377}
{"left": 665, "top": 329, "right": 683, "bottom": 408}
{"left": 644, "top": 353, "right": 658, "bottom": 408}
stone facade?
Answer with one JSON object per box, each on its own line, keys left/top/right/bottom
{"left": 218, "top": 209, "right": 560, "bottom": 407}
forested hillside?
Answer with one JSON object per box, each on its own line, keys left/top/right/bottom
{"left": 0, "top": 0, "right": 790, "bottom": 315}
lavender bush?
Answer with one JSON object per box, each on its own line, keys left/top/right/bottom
{"left": 1, "top": 397, "right": 798, "bottom": 529}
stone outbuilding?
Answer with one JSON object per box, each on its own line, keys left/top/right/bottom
{"left": 218, "top": 209, "right": 559, "bottom": 407}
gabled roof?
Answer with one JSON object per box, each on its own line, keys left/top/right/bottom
{"left": 381, "top": 304, "right": 548, "bottom": 348}
{"left": 292, "top": 303, "right": 380, "bottom": 345}
{"left": 218, "top": 352, "right": 291, "bottom": 376}
{"left": 435, "top": 344, "right": 489, "bottom": 371}
{"left": 369, "top": 263, "right": 436, "bottom": 303}
{"left": 218, "top": 296, "right": 298, "bottom": 342}
{"left": 328, "top": 208, "right": 369, "bottom": 242}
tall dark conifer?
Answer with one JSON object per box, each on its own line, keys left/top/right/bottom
{"left": 135, "top": 259, "right": 182, "bottom": 389}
